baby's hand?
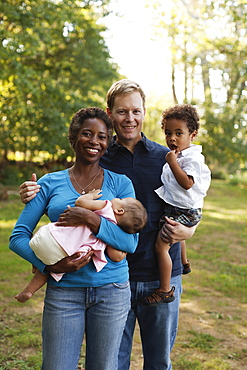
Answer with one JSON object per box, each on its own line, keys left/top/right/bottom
{"left": 75, "top": 189, "right": 103, "bottom": 206}
{"left": 87, "top": 189, "right": 102, "bottom": 199}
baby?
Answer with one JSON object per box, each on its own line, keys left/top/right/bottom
{"left": 16, "top": 189, "right": 147, "bottom": 303}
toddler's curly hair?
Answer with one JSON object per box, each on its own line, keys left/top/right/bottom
{"left": 161, "top": 104, "right": 200, "bottom": 134}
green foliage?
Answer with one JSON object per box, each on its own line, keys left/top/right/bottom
{"left": 0, "top": 193, "right": 24, "bottom": 220}
{"left": 1, "top": 180, "right": 247, "bottom": 369}
{"left": 228, "top": 174, "right": 247, "bottom": 187}
{"left": 143, "top": 99, "right": 167, "bottom": 145}
{"left": 182, "top": 331, "right": 220, "bottom": 352}
{"left": 0, "top": 184, "right": 8, "bottom": 200}
{"left": 0, "top": 161, "right": 62, "bottom": 185}
{"left": 172, "top": 356, "right": 203, "bottom": 370}
{"left": 210, "top": 169, "right": 227, "bottom": 180}
{"left": 0, "top": 312, "right": 42, "bottom": 369}
{"left": 0, "top": 163, "right": 43, "bottom": 185}
{"left": 148, "top": 0, "right": 247, "bottom": 173}
{"left": 201, "top": 102, "right": 247, "bottom": 174}
{"left": 174, "top": 353, "right": 232, "bottom": 369}
{"left": 0, "top": 0, "right": 119, "bottom": 161}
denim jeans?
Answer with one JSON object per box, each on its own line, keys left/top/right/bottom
{"left": 42, "top": 282, "right": 131, "bottom": 370}
{"left": 118, "top": 275, "right": 182, "bottom": 370}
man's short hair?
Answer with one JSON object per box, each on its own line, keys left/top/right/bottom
{"left": 107, "top": 79, "right": 146, "bottom": 111}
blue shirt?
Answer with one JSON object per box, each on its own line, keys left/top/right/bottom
{"left": 100, "top": 133, "right": 182, "bottom": 281}
{"left": 10, "top": 169, "right": 138, "bottom": 287}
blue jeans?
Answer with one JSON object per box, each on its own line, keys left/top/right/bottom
{"left": 42, "top": 282, "right": 131, "bottom": 370}
{"left": 118, "top": 275, "right": 182, "bottom": 370}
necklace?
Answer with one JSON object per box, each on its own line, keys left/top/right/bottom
{"left": 70, "top": 167, "right": 101, "bottom": 194}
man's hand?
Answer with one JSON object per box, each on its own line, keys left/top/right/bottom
{"left": 160, "top": 217, "right": 197, "bottom": 244}
{"left": 20, "top": 173, "right": 40, "bottom": 204}
{"left": 45, "top": 251, "right": 94, "bottom": 274}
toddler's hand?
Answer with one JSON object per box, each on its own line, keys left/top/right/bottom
{"left": 166, "top": 150, "right": 178, "bottom": 164}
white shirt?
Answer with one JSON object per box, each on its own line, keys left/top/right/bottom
{"left": 155, "top": 144, "right": 211, "bottom": 209}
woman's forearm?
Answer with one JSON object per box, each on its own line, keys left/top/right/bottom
{"left": 96, "top": 217, "right": 138, "bottom": 254}
{"left": 56, "top": 207, "right": 101, "bottom": 234}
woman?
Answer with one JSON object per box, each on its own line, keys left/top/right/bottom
{"left": 9, "top": 107, "right": 138, "bottom": 370}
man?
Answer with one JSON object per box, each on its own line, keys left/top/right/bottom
{"left": 20, "top": 80, "right": 195, "bottom": 369}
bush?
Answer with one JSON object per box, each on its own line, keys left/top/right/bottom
{"left": 0, "top": 163, "right": 47, "bottom": 186}
{"left": 210, "top": 169, "right": 227, "bottom": 180}
{"left": 0, "top": 160, "right": 72, "bottom": 186}
{"left": 0, "top": 184, "right": 8, "bottom": 200}
{"left": 228, "top": 175, "right": 247, "bottom": 187}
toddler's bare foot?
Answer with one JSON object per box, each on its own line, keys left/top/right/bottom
{"left": 15, "top": 290, "right": 33, "bottom": 303}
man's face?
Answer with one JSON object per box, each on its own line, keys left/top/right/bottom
{"left": 107, "top": 91, "right": 146, "bottom": 148}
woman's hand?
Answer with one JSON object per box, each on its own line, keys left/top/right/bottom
{"left": 20, "top": 173, "right": 40, "bottom": 204}
{"left": 45, "top": 251, "right": 94, "bottom": 274}
{"left": 160, "top": 217, "right": 197, "bottom": 244}
{"left": 56, "top": 206, "right": 101, "bottom": 234}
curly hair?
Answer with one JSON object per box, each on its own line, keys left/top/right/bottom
{"left": 68, "top": 107, "right": 113, "bottom": 151}
{"left": 161, "top": 104, "right": 200, "bottom": 134}
{"left": 106, "top": 79, "right": 146, "bottom": 111}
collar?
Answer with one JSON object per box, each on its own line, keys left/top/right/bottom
{"left": 106, "top": 133, "right": 151, "bottom": 157}
{"left": 178, "top": 144, "right": 202, "bottom": 157}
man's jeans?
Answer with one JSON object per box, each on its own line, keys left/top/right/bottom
{"left": 42, "top": 282, "right": 130, "bottom": 370}
{"left": 118, "top": 275, "right": 182, "bottom": 370}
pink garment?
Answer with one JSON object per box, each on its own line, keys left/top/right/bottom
{"left": 49, "top": 200, "right": 116, "bottom": 281}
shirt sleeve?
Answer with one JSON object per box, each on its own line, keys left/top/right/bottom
{"left": 96, "top": 217, "right": 139, "bottom": 254}
{"left": 9, "top": 178, "right": 50, "bottom": 273}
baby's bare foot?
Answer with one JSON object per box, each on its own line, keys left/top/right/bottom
{"left": 15, "top": 290, "right": 33, "bottom": 303}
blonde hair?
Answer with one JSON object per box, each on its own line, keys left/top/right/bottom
{"left": 118, "top": 198, "right": 148, "bottom": 234}
{"left": 106, "top": 79, "right": 146, "bottom": 111}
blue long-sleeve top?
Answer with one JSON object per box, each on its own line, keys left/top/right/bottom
{"left": 9, "top": 168, "right": 138, "bottom": 287}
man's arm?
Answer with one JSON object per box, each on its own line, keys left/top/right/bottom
{"left": 160, "top": 217, "right": 198, "bottom": 244}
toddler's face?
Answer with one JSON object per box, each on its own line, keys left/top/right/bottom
{"left": 164, "top": 118, "right": 197, "bottom": 153}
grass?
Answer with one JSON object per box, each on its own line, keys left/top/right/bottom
{"left": 0, "top": 180, "right": 247, "bottom": 369}
{"left": 170, "top": 180, "right": 247, "bottom": 370}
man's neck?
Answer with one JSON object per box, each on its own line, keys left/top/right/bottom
{"left": 116, "top": 135, "right": 142, "bottom": 154}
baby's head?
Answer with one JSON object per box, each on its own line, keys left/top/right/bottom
{"left": 161, "top": 104, "right": 200, "bottom": 134}
{"left": 111, "top": 197, "right": 148, "bottom": 234}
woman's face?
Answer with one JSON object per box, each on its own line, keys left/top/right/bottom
{"left": 75, "top": 118, "right": 109, "bottom": 164}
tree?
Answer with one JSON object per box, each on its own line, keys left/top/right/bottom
{"left": 0, "top": 0, "right": 119, "bottom": 162}
{"left": 148, "top": 0, "right": 247, "bottom": 174}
